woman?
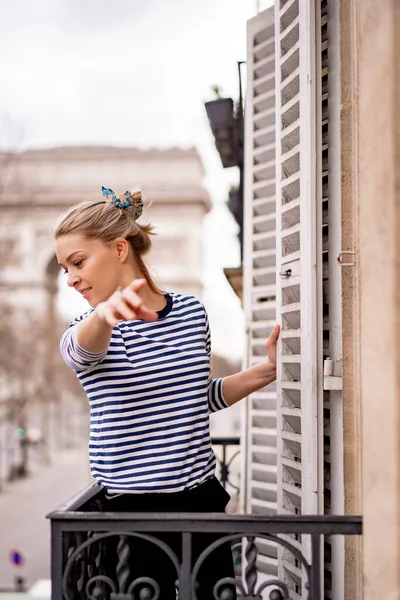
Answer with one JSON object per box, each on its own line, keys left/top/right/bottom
{"left": 55, "top": 186, "right": 280, "bottom": 599}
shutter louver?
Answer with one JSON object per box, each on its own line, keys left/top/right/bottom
{"left": 243, "top": 6, "right": 278, "bottom": 579}
{"left": 275, "top": 0, "right": 322, "bottom": 597}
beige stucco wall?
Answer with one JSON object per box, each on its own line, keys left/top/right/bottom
{"left": 356, "top": 0, "right": 400, "bottom": 598}
{"left": 340, "top": 0, "right": 400, "bottom": 597}
{"left": 338, "top": 0, "right": 364, "bottom": 598}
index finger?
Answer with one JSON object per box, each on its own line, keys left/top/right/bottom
{"left": 127, "top": 278, "right": 148, "bottom": 292}
{"left": 137, "top": 305, "right": 159, "bottom": 322}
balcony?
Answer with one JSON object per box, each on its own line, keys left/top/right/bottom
{"left": 47, "top": 435, "right": 362, "bottom": 600}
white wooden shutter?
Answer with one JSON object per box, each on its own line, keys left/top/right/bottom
{"left": 275, "top": 0, "right": 323, "bottom": 597}
{"left": 319, "top": 0, "right": 345, "bottom": 598}
{"left": 242, "top": 6, "right": 278, "bottom": 578}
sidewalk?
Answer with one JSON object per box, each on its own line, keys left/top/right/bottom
{"left": 0, "top": 449, "right": 91, "bottom": 592}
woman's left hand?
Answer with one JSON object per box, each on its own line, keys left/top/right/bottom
{"left": 221, "top": 324, "right": 281, "bottom": 405}
{"left": 264, "top": 324, "right": 281, "bottom": 374}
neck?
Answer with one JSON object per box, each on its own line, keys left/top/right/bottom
{"left": 120, "top": 266, "right": 165, "bottom": 311}
{"left": 138, "top": 283, "right": 165, "bottom": 311}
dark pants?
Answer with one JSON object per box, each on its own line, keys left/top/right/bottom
{"left": 101, "top": 477, "right": 236, "bottom": 599}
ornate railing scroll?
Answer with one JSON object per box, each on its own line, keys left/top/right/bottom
{"left": 62, "top": 531, "right": 180, "bottom": 600}
{"left": 211, "top": 436, "right": 241, "bottom": 491}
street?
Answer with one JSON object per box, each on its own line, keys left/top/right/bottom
{"left": 0, "top": 449, "right": 91, "bottom": 591}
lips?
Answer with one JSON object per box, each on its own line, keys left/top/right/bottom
{"left": 78, "top": 287, "right": 92, "bottom": 296}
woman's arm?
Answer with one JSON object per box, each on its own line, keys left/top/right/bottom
{"left": 75, "top": 309, "right": 114, "bottom": 354}
{"left": 75, "top": 279, "right": 158, "bottom": 354}
{"left": 221, "top": 324, "right": 280, "bottom": 406}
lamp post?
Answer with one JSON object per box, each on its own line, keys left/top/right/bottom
{"left": 237, "top": 60, "right": 245, "bottom": 262}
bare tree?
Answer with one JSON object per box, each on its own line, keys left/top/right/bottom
{"left": 0, "top": 302, "right": 86, "bottom": 482}
{"left": 0, "top": 307, "right": 46, "bottom": 477}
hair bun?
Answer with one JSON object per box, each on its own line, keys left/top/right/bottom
{"left": 101, "top": 186, "right": 143, "bottom": 221}
{"left": 125, "top": 189, "right": 143, "bottom": 221}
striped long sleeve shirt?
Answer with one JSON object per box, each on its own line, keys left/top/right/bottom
{"left": 60, "top": 292, "right": 229, "bottom": 494}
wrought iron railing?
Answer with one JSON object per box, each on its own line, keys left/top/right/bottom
{"left": 47, "top": 482, "right": 362, "bottom": 600}
{"left": 211, "top": 436, "right": 241, "bottom": 491}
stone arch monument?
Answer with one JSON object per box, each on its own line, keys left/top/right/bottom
{"left": 0, "top": 146, "right": 210, "bottom": 309}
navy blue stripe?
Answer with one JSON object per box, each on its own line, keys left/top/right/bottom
{"left": 84, "top": 359, "right": 209, "bottom": 384}
{"left": 94, "top": 459, "right": 211, "bottom": 486}
{"left": 115, "top": 315, "right": 206, "bottom": 341}
{"left": 78, "top": 353, "right": 209, "bottom": 381}
{"left": 89, "top": 415, "right": 208, "bottom": 448}
{"left": 89, "top": 426, "right": 209, "bottom": 456}
{"left": 87, "top": 380, "right": 208, "bottom": 404}
{"left": 90, "top": 400, "right": 207, "bottom": 423}
{"left": 99, "top": 464, "right": 217, "bottom": 493}
{"left": 90, "top": 446, "right": 211, "bottom": 474}
{"left": 89, "top": 417, "right": 208, "bottom": 444}
{"left": 90, "top": 404, "right": 207, "bottom": 430}
{"left": 85, "top": 367, "right": 209, "bottom": 394}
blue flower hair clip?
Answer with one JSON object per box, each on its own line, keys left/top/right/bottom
{"left": 101, "top": 186, "right": 143, "bottom": 221}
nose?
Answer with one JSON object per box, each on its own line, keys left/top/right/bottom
{"left": 67, "top": 271, "right": 80, "bottom": 288}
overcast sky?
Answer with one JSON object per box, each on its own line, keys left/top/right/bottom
{"left": 0, "top": 0, "right": 273, "bottom": 358}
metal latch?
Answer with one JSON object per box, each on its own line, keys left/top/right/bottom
{"left": 337, "top": 251, "right": 355, "bottom": 266}
{"left": 279, "top": 268, "right": 292, "bottom": 278}
{"left": 323, "top": 358, "right": 342, "bottom": 390}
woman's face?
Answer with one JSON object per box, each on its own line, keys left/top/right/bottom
{"left": 56, "top": 233, "right": 123, "bottom": 307}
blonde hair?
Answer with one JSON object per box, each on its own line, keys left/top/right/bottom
{"left": 53, "top": 192, "right": 162, "bottom": 294}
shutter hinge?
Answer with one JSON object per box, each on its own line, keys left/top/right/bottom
{"left": 337, "top": 251, "right": 355, "bottom": 266}
{"left": 323, "top": 358, "right": 342, "bottom": 390}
